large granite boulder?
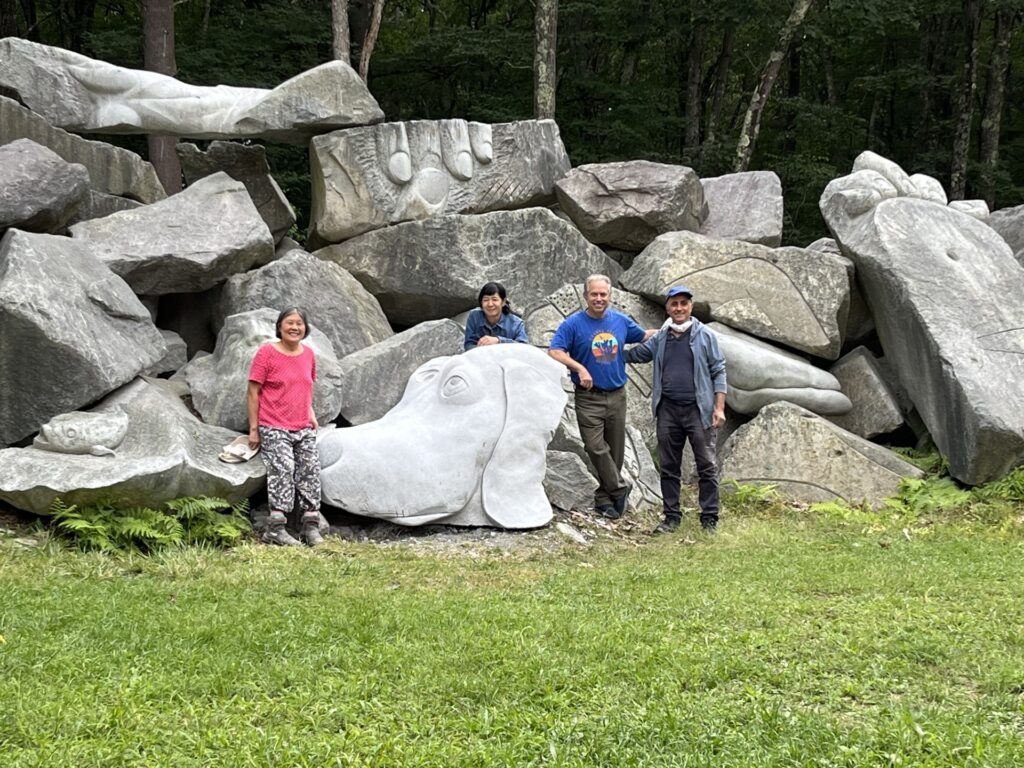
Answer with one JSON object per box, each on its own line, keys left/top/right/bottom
{"left": 0, "top": 378, "right": 265, "bottom": 515}
{"left": 0, "top": 95, "right": 165, "bottom": 203}
{"left": 316, "top": 208, "right": 621, "bottom": 326}
{"left": 985, "top": 203, "right": 1024, "bottom": 266}
{"left": 827, "top": 346, "right": 904, "bottom": 438}
{"left": 308, "top": 119, "right": 570, "bottom": 244}
{"left": 66, "top": 191, "right": 142, "bottom": 226}
{"left": 70, "top": 172, "right": 275, "bottom": 294}
{"left": 335, "top": 319, "right": 464, "bottom": 425}
{"left": 218, "top": 250, "right": 393, "bottom": 359}
{"left": 0, "top": 138, "right": 90, "bottom": 232}
{"left": 553, "top": 161, "right": 705, "bottom": 250}
{"left": 700, "top": 171, "right": 783, "bottom": 247}
{"left": 720, "top": 402, "right": 924, "bottom": 506}
{"left": 623, "top": 231, "right": 851, "bottom": 359}
{"left": 544, "top": 450, "right": 599, "bottom": 512}
{"left": 319, "top": 344, "right": 567, "bottom": 528}
{"left": 0, "top": 230, "right": 166, "bottom": 445}
{"left": 184, "top": 309, "right": 343, "bottom": 432}
{"left": 177, "top": 141, "right": 295, "bottom": 244}
{"left": 820, "top": 151, "right": 1024, "bottom": 484}
{"left": 0, "top": 37, "right": 383, "bottom": 141}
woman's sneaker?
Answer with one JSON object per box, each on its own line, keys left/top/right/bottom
{"left": 301, "top": 513, "right": 325, "bottom": 547}
{"left": 262, "top": 511, "right": 301, "bottom": 546}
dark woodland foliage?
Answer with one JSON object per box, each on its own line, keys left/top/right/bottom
{"left": 9, "top": 0, "right": 1024, "bottom": 245}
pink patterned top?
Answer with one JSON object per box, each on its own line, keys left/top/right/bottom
{"left": 248, "top": 343, "right": 317, "bottom": 431}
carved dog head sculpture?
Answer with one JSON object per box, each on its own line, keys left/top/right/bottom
{"left": 318, "top": 344, "right": 567, "bottom": 528}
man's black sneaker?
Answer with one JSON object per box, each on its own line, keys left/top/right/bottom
{"left": 701, "top": 519, "right": 718, "bottom": 534}
{"left": 596, "top": 504, "right": 620, "bottom": 520}
{"left": 652, "top": 518, "right": 680, "bottom": 535}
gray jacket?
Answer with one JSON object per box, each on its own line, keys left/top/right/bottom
{"left": 625, "top": 317, "right": 727, "bottom": 428}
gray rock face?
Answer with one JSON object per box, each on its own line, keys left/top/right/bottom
{"left": 0, "top": 37, "right": 383, "bottom": 141}
{"left": 985, "top": 203, "right": 1024, "bottom": 266}
{"left": 145, "top": 330, "right": 189, "bottom": 377}
{"left": 0, "top": 230, "right": 166, "bottom": 445}
{"left": 720, "top": 402, "right": 924, "bottom": 506}
{"left": 909, "top": 174, "right": 948, "bottom": 205}
{"left": 0, "top": 95, "right": 165, "bottom": 203}
{"left": 70, "top": 173, "right": 274, "bottom": 295}
{"left": 949, "top": 200, "right": 989, "bottom": 220}
{"left": 0, "top": 138, "right": 90, "bottom": 232}
{"left": 553, "top": 161, "right": 705, "bottom": 250}
{"left": 0, "top": 378, "right": 265, "bottom": 515}
{"left": 218, "top": 250, "right": 393, "bottom": 359}
{"left": 177, "top": 141, "right": 295, "bottom": 243}
{"left": 821, "top": 151, "right": 1024, "bottom": 484}
{"left": 544, "top": 450, "right": 599, "bottom": 512}
{"left": 316, "top": 208, "right": 621, "bottom": 326}
{"left": 308, "top": 119, "right": 570, "bottom": 244}
{"left": 65, "top": 190, "right": 142, "bottom": 226}
{"left": 827, "top": 347, "right": 904, "bottom": 438}
{"left": 623, "top": 231, "right": 851, "bottom": 359}
{"left": 184, "top": 309, "right": 343, "bottom": 432}
{"left": 700, "top": 171, "right": 784, "bottom": 247}
{"left": 336, "top": 319, "right": 464, "bottom": 425}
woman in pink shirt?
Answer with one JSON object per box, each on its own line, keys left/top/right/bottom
{"left": 247, "top": 307, "right": 323, "bottom": 547}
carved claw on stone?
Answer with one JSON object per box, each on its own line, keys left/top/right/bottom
{"left": 382, "top": 122, "right": 413, "bottom": 185}
{"left": 441, "top": 119, "right": 474, "bottom": 181}
{"left": 469, "top": 122, "right": 493, "bottom": 164}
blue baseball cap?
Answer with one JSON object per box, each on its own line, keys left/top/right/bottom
{"left": 666, "top": 285, "right": 694, "bottom": 300}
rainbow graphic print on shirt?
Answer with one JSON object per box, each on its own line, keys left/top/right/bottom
{"left": 591, "top": 331, "right": 619, "bottom": 364}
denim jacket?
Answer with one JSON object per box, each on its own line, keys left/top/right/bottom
{"left": 625, "top": 317, "right": 727, "bottom": 428}
{"left": 463, "top": 308, "right": 529, "bottom": 350}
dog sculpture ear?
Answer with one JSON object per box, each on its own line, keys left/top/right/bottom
{"left": 481, "top": 358, "right": 565, "bottom": 528}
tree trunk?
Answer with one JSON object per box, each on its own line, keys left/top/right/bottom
{"left": 533, "top": 0, "right": 557, "bottom": 119}
{"left": 142, "top": 0, "right": 181, "bottom": 194}
{"left": 979, "top": 8, "right": 1017, "bottom": 207}
{"left": 0, "top": 0, "right": 17, "bottom": 37}
{"left": 734, "top": 0, "right": 815, "bottom": 172}
{"left": 201, "top": 0, "right": 211, "bottom": 37}
{"left": 358, "top": 0, "right": 385, "bottom": 83}
{"left": 331, "top": 0, "right": 351, "bottom": 65}
{"left": 703, "top": 24, "right": 734, "bottom": 147}
{"left": 684, "top": 16, "right": 707, "bottom": 152}
{"left": 950, "top": 0, "right": 982, "bottom": 200}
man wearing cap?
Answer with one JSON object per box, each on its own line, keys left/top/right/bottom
{"left": 626, "top": 285, "right": 727, "bottom": 534}
{"left": 548, "top": 274, "right": 655, "bottom": 519}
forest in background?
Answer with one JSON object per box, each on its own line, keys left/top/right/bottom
{"left": 3, "top": 0, "right": 1023, "bottom": 246}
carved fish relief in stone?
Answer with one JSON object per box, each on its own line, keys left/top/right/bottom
{"left": 32, "top": 407, "right": 129, "bottom": 457}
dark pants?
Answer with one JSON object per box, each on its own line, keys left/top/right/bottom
{"left": 656, "top": 398, "right": 719, "bottom": 524}
{"left": 574, "top": 387, "right": 629, "bottom": 506}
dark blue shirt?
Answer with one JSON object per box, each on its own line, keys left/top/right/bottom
{"left": 463, "top": 308, "right": 529, "bottom": 350}
{"left": 661, "top": 328, "right": 697, "bottom": 404}
{"left": 549, "top": 309, "right": 646, "bottom": 390}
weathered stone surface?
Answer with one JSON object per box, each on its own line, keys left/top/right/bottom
{"left": 523, "top": 282, "right": 662, "bottom": 449}
{"left": 144, "top": 330, "right": 189, "bottom": 377}
{"left": 623, "top": 231, "right": 851, "bottom": 359}
{"left": 949, "top": 200, "right": 989, "bottom": 220}
{"left": 70, "top": 173, "right": 274, "bottom": 294}
{"left": 0, "top": 230, "right": 166, "bottom": 445}
{"left": 700, "top": 171, "right": 783, "bottom": 247}
{"left": 337, "top": 319, "right": 464, "bottom": 425}
{"left": 320, "top": 344, "right": 566, "bottom": 528}
{"left": 177, "top": 141, "right": 295, "bottom": 243}
{"left": 805, "top": 236, "right": 874, "bottom": 343}
{"left": 544, "top": 450, "right": 599, "bottom": 512}
{"left": 0, "top": 95, "right": 165, "bottom": 203}
{"left": 0, "top": 378, "right": 265, "bottom": 515}
{"left": 820, "top": 151, "right": 1024, "bottom": 484}
{"left": 0, "top": 138, "right": 89, "bottom": 232}
{"left": 827, "top": 346, "right": 903, "bottom": 438}
{"left": 184, "top": 309, "right": 343, "bottom": 432}
{"left": 316, "top": 208, "right": 621, "bottom": 326}
{"left": 308, "top": 119, "right": 569, "bottom": 243}
{"left": 218, "top": 250, "right": 393, "bottom": 359}
{"left": 909, "top": 174, "right": 947, "bottom": 205}
{"left": 65, "top": 190, "right": 141, "bottom": 226}
{"left": 553, "top": 161, "right": 705, "bottom": 250}
{"left": 0, "top": 38, "right": 383, "bottom": 141}
{"left": 985, "top": 203, "right": 1024, "bottom": 266}
{"left": 720, "top": 401, "right": 924, "bottom": 506}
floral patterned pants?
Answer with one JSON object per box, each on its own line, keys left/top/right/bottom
{"left": 258, "top": 426, "right": 321, "bottom": 515}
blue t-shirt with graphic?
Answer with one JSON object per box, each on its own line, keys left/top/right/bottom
{"left": 550, "top": 309, "right": 646, "bottom": 390}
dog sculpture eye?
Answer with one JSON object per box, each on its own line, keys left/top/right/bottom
{"left": 441, "top": 374, "right": 469, "bottom": 399}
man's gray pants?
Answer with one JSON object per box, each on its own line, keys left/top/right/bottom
{"left": 574, "top": 387, "right": 629, "bottom": 507}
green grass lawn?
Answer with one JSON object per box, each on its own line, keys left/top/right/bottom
{"left": 1, "top": 512, "right": 1023, "bottom": 767}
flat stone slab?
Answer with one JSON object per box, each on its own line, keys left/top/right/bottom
{"left": 700, "top": 171, "right": 783, "bottom": 246}
{"left": 827, "top": 346, "right": 904, "bottom": 438}
{"left": 308, "top": 119, "right": 569, "bottom": 243}
{"left": 0, "top": 138, "right": 89, "bottom": 232}
{"left": 0, "top": 378, "right": 265, "bottom": 515}
{"left": 720, "top": 401, "right": 924, "bottom": 506}
{"left": 623, "top": 231, "right": 851, "bottom": 359}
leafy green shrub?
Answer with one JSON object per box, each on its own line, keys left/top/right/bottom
{"left": 50, "top": 497, "right": 251, "bottom": 554}
{"left": 721, "top": 480, "right": 787, "bottom": 516}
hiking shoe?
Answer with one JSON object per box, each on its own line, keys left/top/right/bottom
{"left": 652, "top": 518, "right": 680, "bottom": 535}
{"left": 700, "top": 519, "right": 718, "bottom": 534}
{"left": 612, "top": 485, "right": 631, "bottom": 518}
{"left": 301, "top": 513, "right": 325, "bottom": 547}
{"left": 262, "top": 525, "right": 301, "bottom": 546}
{"left": 596, "top": 503, "right": 620, "bottom": 520}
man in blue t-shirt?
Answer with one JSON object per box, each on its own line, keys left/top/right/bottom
{"left": 548, "top": 274, "right": 654, "bottom": 519}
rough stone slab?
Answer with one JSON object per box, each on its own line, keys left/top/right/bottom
{"left": 826, "top": 346, "right": 903, "bottom": 438}
{"left": 70, "top": 172, "right": 275, "bottom": 294}
{"left": 949, "top": 200, "right": 989, "bottom": 220}
{"left": 985, "top": 203, "right": 1024, "bottom": 266}
{"left": 553, "top": 161, "right": 705, "bottom": 250}
{"left": 0, "top": 38, "right": 383, "bottom": 141}
{"left": 316, "top": 208, "right": 621, "bottom": 326}
{"left": 623, "top": 231, "right": 851, "bottom": 359}
{"left": 544, "top": 450, "right": 599, "bottom": 512}
{"left": 700, "top": 171, "right": 783, "bottom": 247}
{"left": 66, "top": 190, "right": 141, "bottom": 226}
{"left": 144, "top": 329, "right": 189, "bottom": 377}
{"left": 184, "top": 309, "right": 343, "bottom": 432}
{"left": 309, "top": 119, "right": 570, "bottom": 244}
{"left": 821, "top": 151, "right": 1024, "bottom": 484}
{"left": 177, "top": 141, "right": 295, "bottom": 243}
{"left": 719, "top": 401, "right": 924, "bottom": 506}
{"left": 0, "top": 378, "right": 265, "bottom": 514}
{"left": 0, "top": 230, "right": 166, "bottom": 445}
{"left": 0, "top": 95, "right": 165, "bottom": 203}
{"left": 337, "top": 319, "right": 464, "bottom": 425}
{"left": 909, "top": 174, "right": 947, "bottom": 205}
{"left": 0, "top": 138, "right": 89, "bottom": 232}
